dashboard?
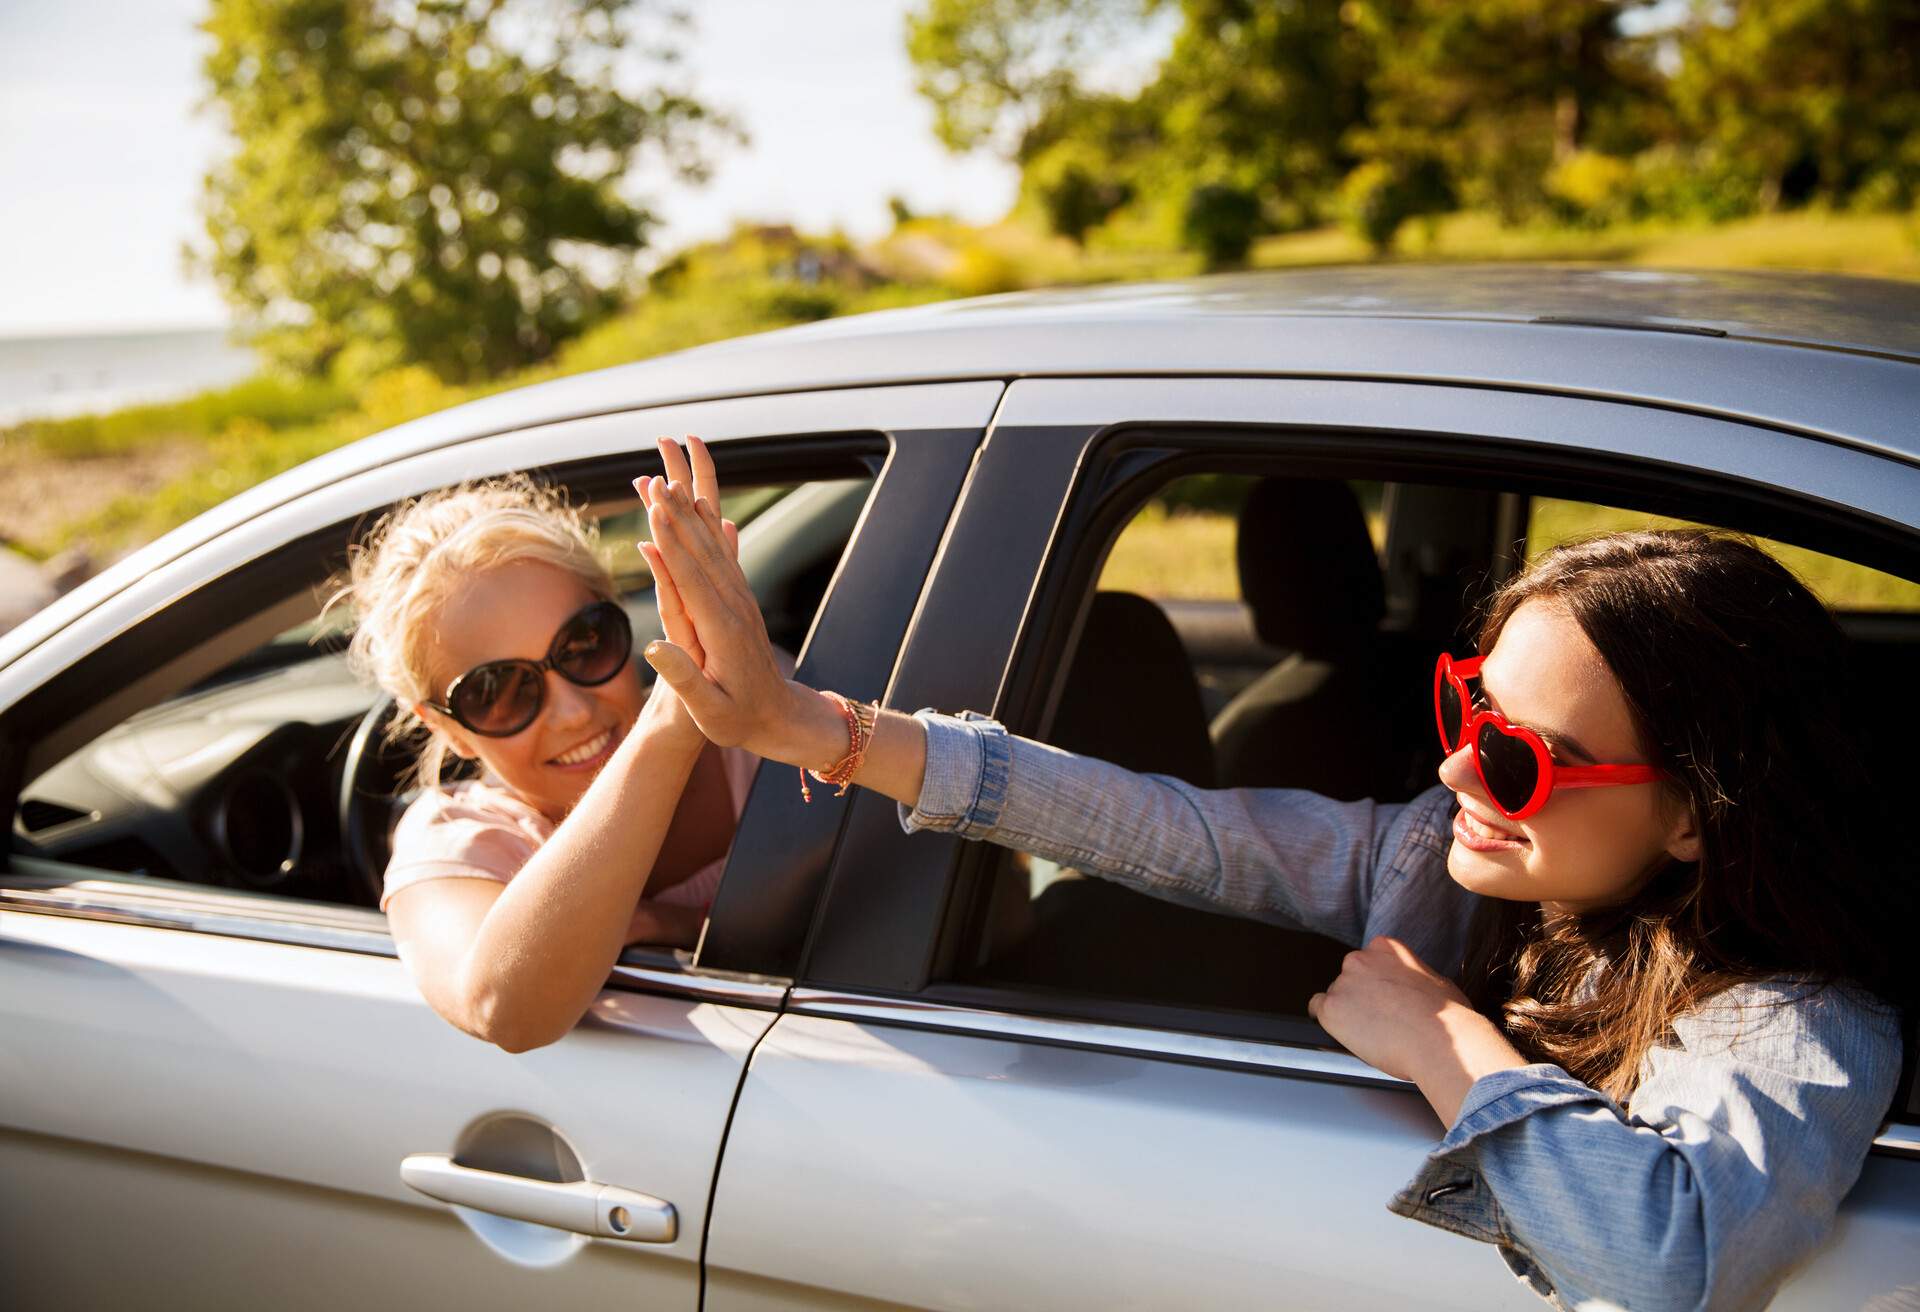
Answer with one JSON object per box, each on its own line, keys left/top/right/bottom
{"left": 16, "top": 653, "right": 383, "bottom": 905}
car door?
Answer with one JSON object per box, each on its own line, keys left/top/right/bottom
{"left": 701, "top": 377, "right": 1920, "bottom": 1310}
{"left": 0, "top": 381, "right": 998, "bottom": 1310}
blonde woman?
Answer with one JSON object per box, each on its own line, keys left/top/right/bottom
{"left": 335, "top": 439, "right": 759, "bottom": 1051}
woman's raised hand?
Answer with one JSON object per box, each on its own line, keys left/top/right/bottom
{"left": 635, "top": 437, "right": 827, "bottom": 763}
{"left": 634, "top": 436, "right": 735, "bottom": 678}
{"left": 637, "top": 436, "right": 931, "bottom": 806}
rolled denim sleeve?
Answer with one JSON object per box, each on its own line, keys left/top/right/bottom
{"left": 901, "top": 709, "right": 1458, "bottom": 948}
{"left": 1392, "top": 984, "right": 1904, "bottom": 1311}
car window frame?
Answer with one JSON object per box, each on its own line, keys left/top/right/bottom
{"left": 793, "top": 374, "right": 1920, "bottom": 1149}
{"left": 1, "top": 381, "right": 1001, "bottom": 998}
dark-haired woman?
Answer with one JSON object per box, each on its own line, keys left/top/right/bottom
{"left": 636, "top": 454, "right": 1912, "bottom": 1311}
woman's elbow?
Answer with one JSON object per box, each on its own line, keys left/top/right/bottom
{"left": 451, "top": 975, "right": 575, "bottom": 1053}
{"left": 476, "top": 1013, "right": 562, "bottom": 1053}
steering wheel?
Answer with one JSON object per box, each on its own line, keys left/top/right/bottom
{"left": 337, "top": 695, "right": 418, "bottom": 906}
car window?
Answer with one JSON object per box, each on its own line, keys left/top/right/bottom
{"left": 1097, "top": 474, "right": 1387, "bottom": 720}
{"left": 947, "top": 463, "right": 1920, "bottom": 1031}
{"left": 1527, "top": 497, "right": 1920, "bottom": 613}
{"left": 10, "top": 472, "right": 876, "bottom": 919}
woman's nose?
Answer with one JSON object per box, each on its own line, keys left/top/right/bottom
{"left": 543, "top": 670, "right": 594, "bottom": 726}
{"left": 1437, "top": 741, "right": 1480, "bottom": 794}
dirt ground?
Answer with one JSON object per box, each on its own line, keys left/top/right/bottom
{"left": 0, "top": 440, "right": 201, "bottom": 557}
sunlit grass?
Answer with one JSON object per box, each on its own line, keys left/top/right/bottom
{"left": 1251, "top": 211, "right": 1920, "bottom": 280}
{"left": 1102, "top": 497, "right": 1920, "bottom": 614}
{"left": 1630, "top": 211, "right": 1920, "bottom": 279}
{"left": 1527, "top": 498, "right": 1920, "bottom": 612}
{"left": 1099, "top": 503, "right": 1240, "bottom": 600}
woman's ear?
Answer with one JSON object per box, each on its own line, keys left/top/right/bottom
{"left": 1663, "top": 801, "right": 1702, "bottom": 864}
{"left": 414, "top": 702, "right": 479, "bottom": 763}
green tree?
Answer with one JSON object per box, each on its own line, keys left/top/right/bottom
{"left": 1671, "top": 0, "right": 1920, "bottom": 211}
{"left": 909, "top": 0, "right": 1373, "bottom": 252}
{"left": 1015, "top": 93, "right": 1157, "bottom": 241}
{"left": 1351, "top": 0, "right": 1661, "bottom": 222}
{"left": 905, "top": 0, "right": 1153, "bottom": 161}
{"left": 1339, "top": 154, "right": 1454, "bottom": 252}
{"left": 1151, "top": 0, "right": 1372, "bottom": 231}
{"left": 196, "top": 0, "right": 728, "bottom": 381}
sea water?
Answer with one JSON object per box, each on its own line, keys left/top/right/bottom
{"left": 0, "top": 327, "right": 257, "bottom": 427}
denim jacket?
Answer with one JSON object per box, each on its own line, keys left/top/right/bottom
{"left": 899, "top": 711, "right": 1904, "bottom": 1312}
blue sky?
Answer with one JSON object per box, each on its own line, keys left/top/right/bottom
{"left": 0, "top": 0, "right": 1134, "bottom": 337}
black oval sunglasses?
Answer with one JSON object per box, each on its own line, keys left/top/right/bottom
{"left": 423, "top": 600, "right": 633, "bottom": 738}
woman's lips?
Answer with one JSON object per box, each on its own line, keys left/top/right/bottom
{"left": 1453, "top": 804, "right": 1529, "bottom": 852}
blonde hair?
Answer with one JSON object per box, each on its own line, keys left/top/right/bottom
{"left": 327, "top": 473, "right": 615, "bottom": 790}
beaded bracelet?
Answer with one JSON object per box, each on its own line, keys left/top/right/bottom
{"left": 800, "top": 691, "right": 876, "bottom": 802}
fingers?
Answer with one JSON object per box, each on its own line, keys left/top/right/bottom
{"left": 658, "top": 437, "right": 732, "bottom": 557}
{"left": 686, "top": 435, "right": 721, "bottom": 510}
{"left": 642, "top": 639, "right": 743, "bottom": 744}
{"left": 659, "top": 435, "right": 722, "bottom": 518}
{"left": 694, "top": 495, "right": 728, "bottom": 556}
{"left": 655, "top": 482, "right": 746, "bottom": 598}
{"left": 649, "top": 490, "right": 724, "bottom": 590}
{"left": 640, "top": 542, "right": 705, "bottom": 668}
{"left": 634, "top": 473, "right": 673, "bottom": 514}
{"left": 657, "top": 436, "right": 694, "bottom": 491}
{"left": 1306, "top": 991, "right": 1325, "bottom": 1022}
{"left": 647, "top": 492, "right": 752, "bottom": 651}
{"left": 641, "top": 639, "right": 709, "bottom": 705}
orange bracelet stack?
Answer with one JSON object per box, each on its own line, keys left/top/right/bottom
{"left": 799, "top": 691, "right": 877, "bottom": 802}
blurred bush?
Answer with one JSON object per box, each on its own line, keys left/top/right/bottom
{"left": 1182, "top": 184, "right": 1263, "bottom": 269}
{"left": 1544, "top": 151, "right": 1637, "bottom": 226}
{"left": 1339, "top": 157, "right": 1453, "bottom": 254}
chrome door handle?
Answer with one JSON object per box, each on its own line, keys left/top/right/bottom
{"left": 399, "top": 1154, "right": 677, "bottom": 1242}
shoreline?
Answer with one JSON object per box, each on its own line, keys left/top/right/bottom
{"left": 0, "top": 327, "right": 256, "bottom": 429}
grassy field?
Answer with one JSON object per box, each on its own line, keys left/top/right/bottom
{"left": 1101, "top": 497, "right": 1920, "bottom": 612}
{"left": 5, "top": 208, "right": 1917, "bottom": 563}
{"left": 1252, "top": 210, "right": 1920, "bottom": 280}
{"left": 1525, "top": 498, "right": 1920, "bottom": 611}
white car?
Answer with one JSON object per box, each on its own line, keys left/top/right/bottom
{"left": 4, "top": 266, "right": 1916, "bottom": 1309}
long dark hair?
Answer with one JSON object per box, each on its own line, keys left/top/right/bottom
{"left": 1459, "top": 530, "right": 1914, "bottom": 1100}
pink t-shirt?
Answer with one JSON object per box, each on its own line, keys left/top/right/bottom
{"left": 381, "top": 744, "right": 762, "bottom": 913}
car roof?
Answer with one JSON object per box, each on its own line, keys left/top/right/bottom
{"left": 6, "top": 264, "right": 1917, "bottom": 675}
{"left": 400, "top": 264, "right": 1919, "bottom": 456}
{"left": 920, "top": 264, "right": 1920, "bottom": 358}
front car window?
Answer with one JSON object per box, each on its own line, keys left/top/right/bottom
{"left": 10, "top": 473, "right": 875, "bottom": 917}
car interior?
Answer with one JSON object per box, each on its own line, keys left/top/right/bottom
{"left": 952, "top": 462, "right": 1920, "bottom": 1125}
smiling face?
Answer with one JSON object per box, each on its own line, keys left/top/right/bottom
{"left": 1438, "top": 597, "right": 1700, "bottom": 915}
{"left": 415, "top": 558, "right": 645, "bottom": 822}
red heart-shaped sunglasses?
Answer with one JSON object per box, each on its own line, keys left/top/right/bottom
{"left": 1433, "top": 652, "right": 1667, "bottom": 821}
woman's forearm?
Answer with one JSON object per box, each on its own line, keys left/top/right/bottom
{"left": 458, "top": 697, "right": 704, "bottom": 1050}
{"left": 1409, "top": 1009, "right": 1531, "bottom": 1127}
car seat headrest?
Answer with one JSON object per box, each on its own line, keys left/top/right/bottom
{"left": 1049, "top": 591, "right": 1215, "bottom": 788}
{"left": 1237, "top": 478, "right": 1385, "bottom": 653}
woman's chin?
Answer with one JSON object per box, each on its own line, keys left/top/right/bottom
{"left": 1446, "top": 839, "right": 1529, "bottom": 898}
